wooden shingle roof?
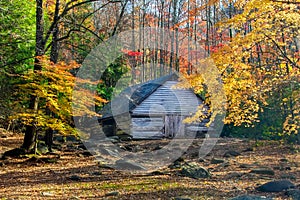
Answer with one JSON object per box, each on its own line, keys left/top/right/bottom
{"left": 100, "top": 73, "right": 179, "bottom": 120}
{"left": 99, "top": 73, "right": 204, "bottom": 120}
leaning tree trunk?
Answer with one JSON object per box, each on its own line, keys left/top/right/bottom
{"left": 22, "top": 0, "right": 44, "bottom": 152}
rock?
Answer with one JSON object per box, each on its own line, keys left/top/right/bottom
{"left": 256, "top": 180, "right": 295, "bottom": 192}
{"left": 174, "top": 197, "right": 193, "bottom": 200}
{"left": 2, "top": 148, "right": 25, "bottom": 159}
{"left": 69, "top": 175, "right": 81, "bottom": 181}
{"left": 230, "top": 195, "right": 273, "bottom": 200}
{"left": 225, "top": 172, "right": 243, "bottom": 179}
{"left": 279, "top": 158, "right": 289, "bottom": 162}
{"left": 211, "top": 158, "right": 225, "bottom": 164}
{"left": 98, "top": 161, "right": 114, "bottom": 169}
{"left": 41, "top": 192, "right": 55, "bottom": 197}
{"left": 153, "top": 145, "right": 162, "bottom": 151}
{"left": 118, "top": 134, "right": 132, "bottom": 141}
{"left": 280, "top": 174, "right": 297, "bottom": 180}
{"left": 243, "top": 147, "right": 254, "bottom": 152}
{"left": 250, "top": 168, "right": 275, "bottom": 175}
{"left": 92, "top": 171, "right": 102, "bottom": 176}
{"left": 168, "top": 161, "right": 182, "bottom": 169}
{"left": 239, "top": 163, "right": 256, "bottom": 169}
{"left": 99, "top": 146, "right": 119, "bottom": 157}
{"left": 77, "top": 144, "right": 87, "bottom": 150}
{"left": 69, "top": 196, "right": 80, "bottom": 200}
{"left": 105, "top": 191, "right": 119, "bottom": 196}
{"left": 105, "top": 136, "right": 119, "bottom": 143}
{"left": 218, "top": 161, "right": 230, "bottom": 168}
{"left": 181, "top": 162, "right": 211, "bottom": 179}
{"left": 224, "top": 150, "right": 241, "bottom": 157}
{"left": 149, "top": 171, "right": 165, "bottom": 176}
{"left": 285, "top": 166, "right": 292, "bottom": 170}
{"left": 115, "top": 159, "right": 146, "bottom": 171}
{"left": 285, "top": 189, "right": 300, "bottom": 200}
{"left": 66, "top": 135, "right": 80, "bottom": 142}
{"left": 169, "top": 157, "right": 185, "bottom": 169}
{"left": 80, "top": 151, "right": 93, "bottom": 157}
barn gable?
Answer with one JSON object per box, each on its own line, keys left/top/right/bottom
{"left": 99, "top": 73, "right": 208, "bottom": 139}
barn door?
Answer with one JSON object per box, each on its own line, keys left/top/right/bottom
{"left": 164, "top": 115, "right": 185, "bottom": 138}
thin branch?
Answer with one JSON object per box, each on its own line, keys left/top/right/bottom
{"left": 44, "top": 0, "right": 122, "bottom": 46}
{"left": 111, "top": 0, "right": 129, "bottom": 36}
{"left": 44, "top": 28, "right": 81, "bottom": 52}
{"left": 264, "top": 33, "right": 299, "bottom": 69}
{"left": 64, "top": 41, "right": 91, "bottom": 54}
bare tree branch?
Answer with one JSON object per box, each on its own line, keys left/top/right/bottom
{"left": 264, "top": 33, "right": 299, "bottom": 69}
{"left": 44, "top": 0, "right": 122, "bottom": 47}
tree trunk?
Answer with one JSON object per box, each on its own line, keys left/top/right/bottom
{"left": 45, "top": 0, "right": 60, "bottom": 152}
{"left": 22, "top": 0, "right": 44, "bottom": 152}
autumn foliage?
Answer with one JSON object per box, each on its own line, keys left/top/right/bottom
{"left": 10, "top": 56, "right": 107, "bottom": 136}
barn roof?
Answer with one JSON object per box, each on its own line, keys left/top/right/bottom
{"left": 99, "top": 73, "right": 201, "bottom": 120}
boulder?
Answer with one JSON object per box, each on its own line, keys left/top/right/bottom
{"left": 256, "top": 180, "right": 295, "bottom": 192}
{"left": 181, "top": 162, "right": 211, "bottom": 179}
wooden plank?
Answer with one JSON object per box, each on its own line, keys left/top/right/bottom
{"left": 164, "top": 115, "right": 185, "bottom": 138}
{"left": 132, "top": 80, "right": 203, "bottom": 116}
{"left": 186, "top": 126, "right": 209, "bottom": 132}
{"left": 132, "top": 117, "right": 163, "bottom": 122}
{"left": 132, "top": 131, "right": 164, "bottom": 139}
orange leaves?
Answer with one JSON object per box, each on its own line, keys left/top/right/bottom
{"left": 11, "top": 56, "right": 106, "bottom": 135}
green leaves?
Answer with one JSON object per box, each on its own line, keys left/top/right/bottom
{"left": 0, "top": 0, "right": 36, "bottom": 70}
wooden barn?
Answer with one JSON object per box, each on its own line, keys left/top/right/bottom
{"left": 99, "top": 73, "right": 209, "bottom": 139}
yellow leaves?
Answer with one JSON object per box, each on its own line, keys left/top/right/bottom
{"left": 174, "top": 73, "right": 205, "bottom": 94}
{"left": 183, "top": 104, "right": 210, "bottom": 124}
{"left": 11, "top": 56, "right": 106, "bottom": 135}
{"left": 282, "top": 90, "right": 300, "bottom": 136}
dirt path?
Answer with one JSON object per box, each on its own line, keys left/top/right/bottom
{"left": 0, "top": 132, "right": 299, "bottom": 199}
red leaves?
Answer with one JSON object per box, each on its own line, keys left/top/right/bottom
{"left": 122, "top": 50, "right": 143, "bottom": 57}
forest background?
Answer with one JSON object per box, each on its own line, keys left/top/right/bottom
{"left": 0, "top": 0, "right": 299, "bottom": 153}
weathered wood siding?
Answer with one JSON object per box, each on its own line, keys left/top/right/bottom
{"left": 131, "top": 81, "right": 207, "bottom": 138}
{"left": 164, "top": 115, "right": 185, "bottom": 138}
{"left": 131, "top": 117, "right": 164, "bottom": 139}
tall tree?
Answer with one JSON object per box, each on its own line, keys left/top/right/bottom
{"left": 20, "top": 0, "right": 124, "bottom": 152}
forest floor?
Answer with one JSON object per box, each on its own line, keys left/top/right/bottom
{"left": 0, "top": 129, "right": 299, "bottom": 200}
